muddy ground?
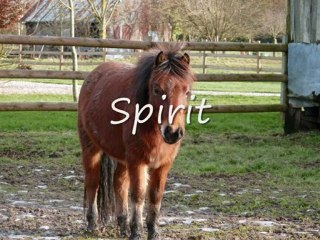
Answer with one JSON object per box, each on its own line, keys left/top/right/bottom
{"left": 0, "top": 163, "right": 319, "bottom": 240}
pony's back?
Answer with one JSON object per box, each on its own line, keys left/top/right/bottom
{"left": 78, "top": 61, "right": 135, "bottom": 160}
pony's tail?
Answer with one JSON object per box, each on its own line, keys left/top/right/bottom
{"left": 97, "top": 153, "right": 116, "bottom": 226}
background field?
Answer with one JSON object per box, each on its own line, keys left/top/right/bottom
{"left": 0, "top": 54, "right": 319, "bottom": 239}
{"left": 0, "top": 108, "right": 319, "bottom": 239}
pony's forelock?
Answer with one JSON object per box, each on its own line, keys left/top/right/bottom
{"left": 134, "top": 43, "right": 194, "bottom": 106}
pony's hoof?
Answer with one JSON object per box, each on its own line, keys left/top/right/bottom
{"left": 148, "top": 231, "right": 160, "bottom": 240}
{"left": 117, "top": 215, "right": 129, "bottom": 237}
{"left": 86, "top": 223, "right": 99, "bottom": 234}
{"left": 129, "top": 233, "right": 142, "bottom": 240}
{"left": 120, "top": 229, "right": 129, "bottom": 238}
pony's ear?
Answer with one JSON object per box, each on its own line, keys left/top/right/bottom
{"left": 181, "top": 53, "right": 190, "bottom": 65}
{"left": 155, "top": 51, "right": 167, "bottom": 66}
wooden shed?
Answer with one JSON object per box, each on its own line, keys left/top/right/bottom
{"left": 286, "top": 0, "right": 320, "bottom": 132}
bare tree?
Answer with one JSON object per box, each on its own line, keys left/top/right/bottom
{"left": 155, "top": 0, "right": 261, "bottom": 41}
{"left": 60, "top": 0, "right": 78, "bottom": 101}
{"left": 112, "top": 0, "right": 141, "bottom": 40}
{"left": 87, "top": 0, "right": 121, "bottom": 39}
{"left": 152, "top": 0, "right": 285, "bottom": 42}
{"left": 260, "top": 0, "right": 287, "bottom": 43}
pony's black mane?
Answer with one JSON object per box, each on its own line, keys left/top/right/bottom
{"left": 134, "top": 44, "right": 191, "bottom": 106}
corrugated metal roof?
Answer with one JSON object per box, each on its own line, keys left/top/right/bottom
{"left": 21, "top": 0, "right": 97, "bottom": 23}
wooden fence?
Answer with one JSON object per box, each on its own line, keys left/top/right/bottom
{"left": 0, "top": 35, "right": 288, "bottom": 113}
{"left": 4, "top": 49, "right": 282, "bottom": 74}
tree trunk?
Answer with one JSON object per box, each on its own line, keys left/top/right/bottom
{"left": 68, "top": 0, "right": 78, "bottom": 102}
{"left": 273, "top": 36, "right": 277, "bottom": 57}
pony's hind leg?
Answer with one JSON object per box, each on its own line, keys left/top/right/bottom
{"left": 147, "top": 163, "right": 172, "bottom": 240}
{"left": 81, "top": 144, "right": 102, "bottom": 231}
{"left": 114, "top": 162, "right": 130, "bottom": 237}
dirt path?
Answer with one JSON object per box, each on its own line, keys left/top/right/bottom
{"left": 0, "top": 81, "right": 279, "bottom": 97}
{"left": 0, "top": 164, "right": 318, "bottom": 239}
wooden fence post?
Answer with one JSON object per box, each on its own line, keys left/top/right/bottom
{"left": 18, "top": 23, "right": 22, "bottom": 65}
{"left": 281, "top": 35, "right": 289, "bottom": 123}
{"left": 256, "top": 51, "right": 261, "bottom": 74}
{"left": 59, "top": 46, "right": 64, "bottom": 71}
{"left": 202, "top": 50, "right": 207, "bottom": 74}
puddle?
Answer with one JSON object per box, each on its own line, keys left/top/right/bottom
{"left": 252, "top": 189, "right": 262, "bottom": 194}
{"left": 39, "top": 226, "right": 50, "bottom": 230}
{"left": 172, "top": 183, "right": 191, "bottom": 188}
{"left": 252, "top": 220, "right": 277, "bottom": 227}
{"left": 184, "top": 194, "right": 196, "bottom": 197}
{"left": 11, "top": 200, "right": 36, "bottom": 205}
{"left": 201, "top": 227, "right": 219, "bottom": 232}
{"left": 74, "top": 220, "right": 84, "bottom": 224}
{"left": 160, "top": 216, "right": 207, "bottom": 226}
{"left": 63, "top": 175, "right": 77, "bottom": 180}
{"left": 182, "top": 218, "right": 207, "bottom": 225}
{"left": 197, "top": 207, "right": 209, "bottom": 211}
{"left": 164, "top": 190, "right": 176, "bottom": 194}
{"left": 48, "top": 199, "right": 64, "bottom": 203}
{"left": 186, "top": 210, "right": 195, "bottom": 215}
{"left": 236, "top": 190, "right": 248, "bottom": 195}
{"left": 69, "top": 206, "right": 83, "bottom": 211}
{"left": 17, "top": 190, "right": 28, "bottom": 194}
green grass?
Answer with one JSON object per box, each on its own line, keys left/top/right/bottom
{"left": 191, "top": 95, "right": 280, "bottom": 105}
{"left": 0, "top": 94, "right": 73, "bottom": 102}
{"left": 0, "top": 93, "right": 280, "bottom": 105}
{"left": 0, "top": 111, "right": 319, "bottom": 222}
{"left": 0, "top": 112, "right": 77, "bottom": 131}
{"left": 194, "top": 82, "right": 281, "bottom": 93}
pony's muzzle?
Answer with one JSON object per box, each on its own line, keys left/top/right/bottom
{"left": 161, "top": 125, "right": 184, "bottom": 144}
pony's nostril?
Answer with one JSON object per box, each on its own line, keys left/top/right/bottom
{"left": 164, "top": 126, "right": 173, "bottom": 138}
{"left": 178, "top": 128, "right": 184, "bottom": 138}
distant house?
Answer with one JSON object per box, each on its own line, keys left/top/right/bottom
{"left": 20, "top": 0, "right": 172, "bottom": 41}
{"left": 20, "top": 0, "right": 98, "bottom": 38}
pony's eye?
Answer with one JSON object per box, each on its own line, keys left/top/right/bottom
{"left": 186, "top": 91, "right": 191, "bottom": 96}
{"left": 153, "top": 86, "right": 162, "bottom": 95}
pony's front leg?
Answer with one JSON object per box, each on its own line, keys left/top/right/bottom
{"left": 128, "top": 163, "right": 148, "bottom": 240}
{"left": 82, "top": 150, "right": 102, "bottom": 232}
{"left": 147, "top": 163, "right": 172, "bottom": 240}
{"left": 114, "top": 162, "right": 130, "bottom": 237}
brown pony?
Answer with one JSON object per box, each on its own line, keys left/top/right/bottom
{"left": 78, "top": 44, "right": 194, "bottom": 240}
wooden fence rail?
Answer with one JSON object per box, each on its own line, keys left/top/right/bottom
{"left": 3, "top": 50, "right": 283, "bottom": 74}
{"left": 0, "top": 102, "right": 287, "bottom": 113}
{"left": 0, "top": 35, "right": 288, "bottom": 113}
{"left": 0, "top": 35, "right": 288, "bottom": 52}
{"left": 8, "top": 49, "right": 283, "bottom": 60}
{"left": 0, "top": 70, "right": 288, "bottom": 82}
{"left": 2, "top": 60, "right": 282, "bottom": 73}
